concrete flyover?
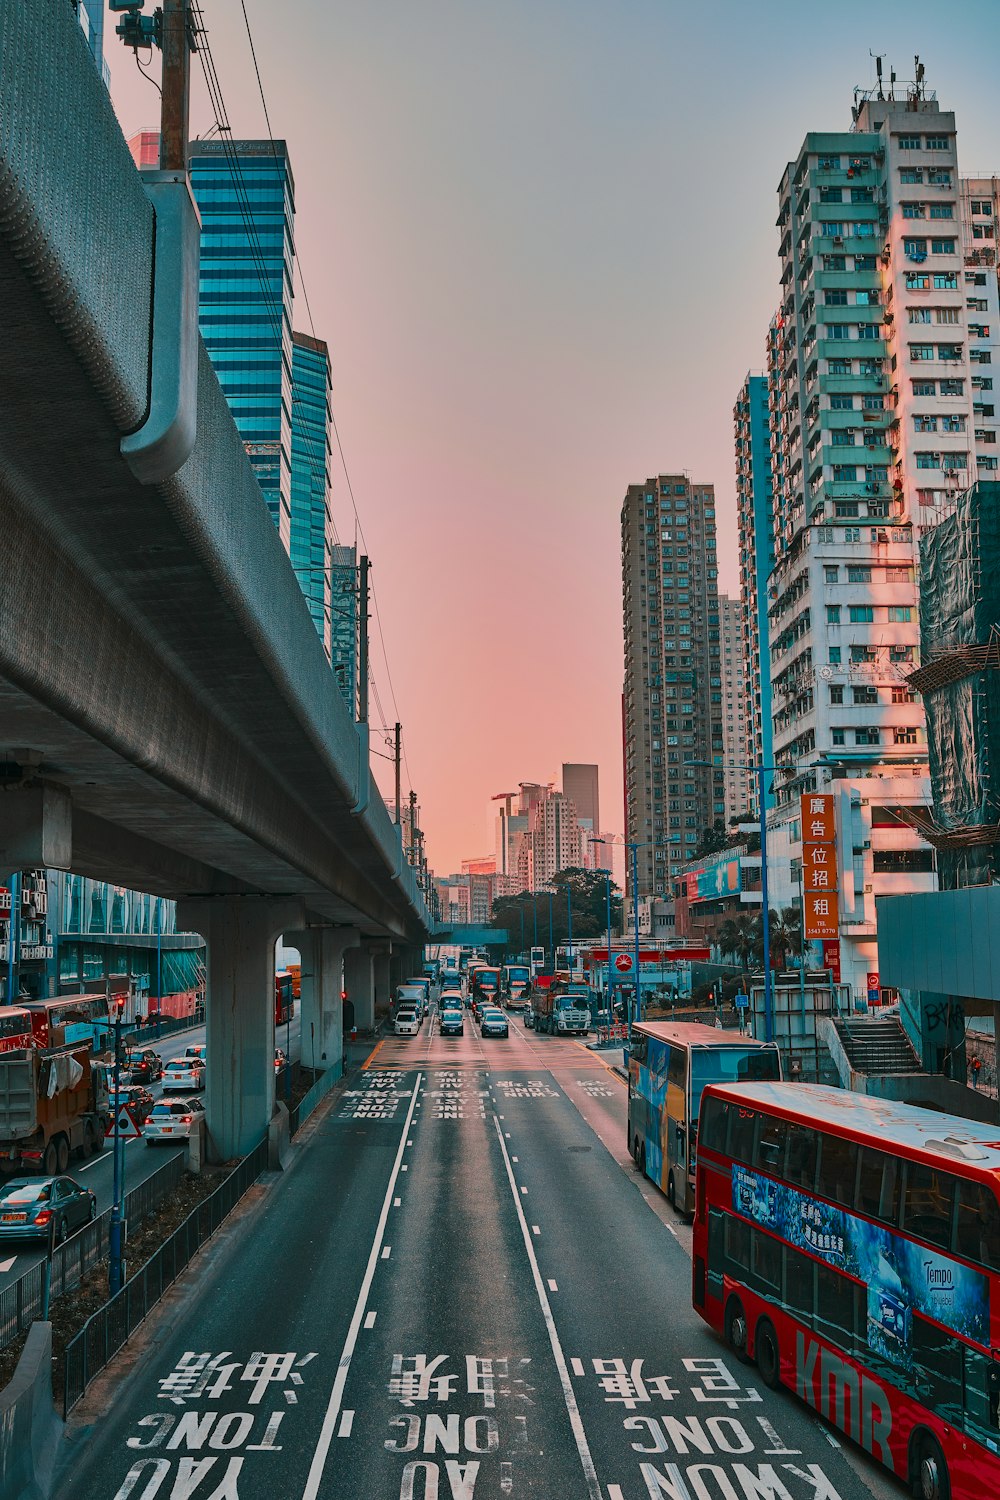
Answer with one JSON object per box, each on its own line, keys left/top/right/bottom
{"left": 0, "top": 4, "right": 429, "bottom": 1155}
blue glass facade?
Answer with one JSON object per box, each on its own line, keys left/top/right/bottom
{"left": 190, "top": 140, "right": 295, "bottom": 549}
{"left": 290, "top": 332, "right": 333, "bottom": 649}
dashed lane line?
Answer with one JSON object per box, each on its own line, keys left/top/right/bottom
{"left": 492, "top": 1116, "right": 603, "bottom": 1500}
{"left": 301, "top": 1072, "right": 422, "bottom": 1499}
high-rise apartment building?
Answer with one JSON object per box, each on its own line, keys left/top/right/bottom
{"left": 734, "top": 373, "right": 775, "bottom": 804}
{"left": 561, "top": 764, "right": 599, "bottom": 844}
{"left": 719, "top": 596, "right": 751, "bottom": 821}
{"left": 530, "top": 792, "right": 581, "bottom": 889}
{"left": 189, "top": 139, "right": 296, "bottom": 550}
{"left": 290, "top": 332, "right": 334, "bottom": 657}
{"left": 622, "top": 475, "right": 723, "bottom": 898}
{"left": 764, "top": 76, "right": 975, "bottom": 995}
{"left": 958, "top": 178, "right": 1000, "bottom": 474}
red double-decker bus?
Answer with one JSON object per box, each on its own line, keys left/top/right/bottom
{"left": 693, "top": 1080, "right": 1000, "bottom": 1499}
{"left": 0, "top": 1006, "right": 37, "bottom": 1053}
{"left": 274, "top": 972, "right": 294, "bottom": 1028}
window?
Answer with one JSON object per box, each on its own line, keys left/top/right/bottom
{"left": 931, "top": 239, "right": 956, "bottom": 254}
{"left": 934, "top": 273, "right": 958, "bottom": 290}
{"left": 857, "top": 1148, "right": 899, "bottom": 1224}
{"left": 929, "top": 203, "right": 954, "bottom": 219}
{"left": 916, "top": 451, "right": 939, "bottom": 469}
{"left": 888, "top": 606, "right": 913, "bottom": 623}
{"left": 925, "top": 136, "right": 949, "bottom": 150}
{"left": 900, "top": 168, "right": 923, "bottom": 184}
{"left": 940, "top": 379, "right": 965, "bottom": 396}
{"left": 853, "top": 685, "right": 878, "bottom": 704}
{"left": 910, "top": 344, "right": 934, "bottom": 361}
{"left": 857, "top": 323, "right": 881, "bottom": 340}
{"left": 826, "top": 605, "right": 841, "bottom": 624}
{"left": 829, "top": 647, "right": 842, "bottom": 664}
{"left": 914, "top": 414, "right": 938, "bottom": 431}
{"left": 833, "top": 472, "right": 858, "bottom": 488}
{"left": 828, "top": 323, "right": 850, "bottom": 340}
{"left": 829, "top": 685, "right": 844, "bottom": 704}
{"left": 847, "top": 565, "right": 872, "bottom": 582}
{"left": 912, "top": 1318, "right": 963, "bottom": 1421}
{"left": 908, "top": 307, "right": 932, "bottom": 324}
{"left": 856, "top": 727, "right": 880, "bottom": 745}
{"left": 903, "top": 1161, "right": 954, "bottom": 1250}
{"left": 816, "top": 1265, "right": 857, "bottom": 1355}
{"left": 851, "top": 645, "right": 877, "bottom": 663}
{"left": 825, "top": 289, "right": 848, "bottom": 305}
{"left": 754, "top": 1115, "right": 787, "bottom": 1176}
{"left": 832, "top": 728, "right": 846, "bottom": 746}
{"left": 824, "top": 565, "right": 840, "bottom": 581}
{"left": 906, "top": 273, "right": 930, "bottom": 290}
{"left": 820, "top": 187, "right": 843, "bottom": 204}
{"left": 935, "top": 307, "right": 960, "bottom": 324}
{"left": 851, "top": 187, "right": 873, "bottom": 204}
{"left": 955, "top": 1181, "right": 1000, "bottom": 1271}
{"left": 902, "top": 202, "right": 926, "bottom": 219}
{"left": 904, "top": 238, "right": 928, "bottom": 259}
{"left": 829, "top": 358, "right": 852, "bottom": 375}
{"left": 831, "top": 430, "right": 855, "bottom": 446}
{"left": 898, "top": 135, "right": 922, "bottom": 150}
{"left": 784, "top": 1247, "right": 814, "bottom": 1325}
{"left": 751, "top": 1229, "right": 781, "bottom": 1296}
{"left": 830, "top": 395, "right": 854, "bottom": 410}
{"left": 818, "top": 155, "right": 841, "bottom": 170}
{"left": 893, "top": 725, "right": 918, "bottom": 743}
{"left": 855, "top": 254, "right": 876, "bottom": 271}
{"left": 849, "top": 605, "right": 874, "bottom": 623}
{"left": 725, "top": 1215, "right": 750, "bottom": 1278}
{"left": 942, "top": 452, "right": 968, "bottom": 471}
{"left": 912, "top": 380, "right": 936, "bottom": 396}
{"left": 816, "top": 1134, "right": 859, "bottom": 1207}
{"left": 892, "top": 686, "right": 915, "bottom": 703}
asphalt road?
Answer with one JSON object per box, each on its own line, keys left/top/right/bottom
{"left": 55, "top": 1001, "right": 903, "bottom": 1500}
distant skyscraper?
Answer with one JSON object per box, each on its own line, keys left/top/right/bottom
{"left": 561, "top": 764, "right": 599, "bottom": 846}
{"left": 733, "top": 372, "right": 774, "bottom": 803}
{"left": 719, "top": 596, "right": 751, "bottom": 821}
{"left": 189, "top": 139, "right": 296, "bottom": 550}
{"left": 78, "top": 1, "right": 109, "bottom": 87}
{"left": 621, "top": 475, "right": 722, "bottom": 898}
{"left": 290, "top": 331, "right": 334, "bottom": 655}
{"left": 530, "top": 792, "right": 581, "bottom": 889}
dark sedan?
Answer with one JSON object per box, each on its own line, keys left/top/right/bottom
{"left": 0, "top": 1176, "right": 97, "bottom": 1243}
{"left": 125, "top": 1048, "right": 162, "bottom": 1084}
{"left": 110, "top": 1083, "right": 155, "bottom": 1125}
{"left": 439, "top": 1009, "right": 464, "bottom": 1036}
{"left": 480, "top": 1009, "right": 509, "bottom": 1038}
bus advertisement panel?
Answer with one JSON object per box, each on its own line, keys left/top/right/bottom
{"left": 628, "top": 1022, "right": 780, "bottom": 1216}
{"left": 693, "top": 1080, "right": 1000, "bottom": 1497}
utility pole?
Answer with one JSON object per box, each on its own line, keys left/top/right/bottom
{"left": 394, "top": 723, "right": 402, "bottom": 825}
{"left": 159, "top": 0, "right": 192, "bottom": 173}
{"left": 408, "top": 790, "right": 418, "bottom": 862}
{"left": 357, "top": 556, "right": 370, "bottom": 725}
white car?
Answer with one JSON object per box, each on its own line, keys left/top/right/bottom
{"left": 184, "top": 1044, "right": 207, "bottom": 1063}
{"left": 144, "top": 1097, "right": 206, "bottom": 1145}
{"left": 394, "top": 1009, "right": 420, "bottom": 1037}
{"left": 162, "top": 1059, "right": 206, "bottom": 1092}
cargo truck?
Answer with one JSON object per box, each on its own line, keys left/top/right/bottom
{"left": 0, "top": 1044, "right": 111, "bottom": 1174}
{"left": 534, "top": 982, "right": 591, "bottom": 1036}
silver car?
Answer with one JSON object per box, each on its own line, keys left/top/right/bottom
{"left": 162, "top": 1058, "right": 206, "bottom": 1092}
{"left": 144, "top": 1096, "right": 206, "bottom": 1145}
{"left": 394, "top": 1008, "right": 420, "bottom": 1037}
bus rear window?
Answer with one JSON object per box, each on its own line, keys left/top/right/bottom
{"left": 690, "top": 1047, "right": 780, "bottom": 1122}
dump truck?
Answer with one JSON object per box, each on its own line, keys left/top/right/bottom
{"left": 534, "top": 982, "right": 591, "bottom": 1036}
{"left": 0, "top": 1044, "right": 111, "bottom": 1174}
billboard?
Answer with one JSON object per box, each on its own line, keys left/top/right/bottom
{"left": 687, "top": 848, "right": 743, "bottom": 904}
{"left": 802, "top": 793, "right": 840, "bottom": 941}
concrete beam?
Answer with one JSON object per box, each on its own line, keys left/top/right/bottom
{"left": 0, "top": 783, "right": 71, "bottom": 871}
{"left": 178, "top": 896, "right": 305, "bottom": 1160}
{"left": 286, "top": 926, "right": 359, "bottom": 1077}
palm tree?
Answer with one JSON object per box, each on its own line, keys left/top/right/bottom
{"left": 768, "top": 905, "right": 803, "bottom": 971}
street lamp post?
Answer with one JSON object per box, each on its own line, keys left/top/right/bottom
{"left": 519, "top": 906, "right": 525, "bottom": 960}
{"left": 548, "top": 889, "right": 554, "bottom": 965}
{"left": 589, "top": 839, "right": 615, "bottom": 1020}
{"left": 630, "top": 842, "right": 642, "bottom": 1026}
{"left": 154, "top": 896, "right": 162, "bottom": 1040}
{"left": 566, "top": 886, "right": 573, "bottom": 976}
{"left": 109, "top": 1001, "right": 125, "bottom": 1297}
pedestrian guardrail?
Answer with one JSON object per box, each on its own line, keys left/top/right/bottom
{"left": 128, "top": 1013, "right": 203, "bottom": 1047}
{"left": 0, "top": 1152, "right": 186, "bottom": 1353}
{"left": 63, "top": 1136, "right": 268, "bottom": 1416}
{"left": 288, "top": 1062, "right": 343, "bottom": 1138}
{"left": 594, "top": 1023, "right": 629, "bottom": 1045}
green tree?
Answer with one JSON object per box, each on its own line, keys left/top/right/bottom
{"left": 491, "top": 868, "right": 623, "bottom": 956}
{"left": 693, "top": 821, "right": 732, "bottom": 859}
{"left": 767, "top": 905, "right": 803, "bottom": 971}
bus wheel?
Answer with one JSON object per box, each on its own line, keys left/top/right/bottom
{"left": 755, "top": 1318, "right": 781, "bottom": 1389}
{"left": 725, "top": 1297, "right": 750, "bottom": 1362}
{"left": 912, "top": 1433, "right": 950, "bottom": 1500}
{"left": 639, "top": 1144, "right": 647, "bottom": 1177}
{"left": 56, "top": 1136, "right": 70, "bottom": 1174}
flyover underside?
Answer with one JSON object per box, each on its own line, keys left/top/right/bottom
{"left": 0, "top": 9, "right": 427, "bottom": 941}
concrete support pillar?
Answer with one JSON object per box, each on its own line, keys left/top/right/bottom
{"left": 177, "top": 896, "right": 304, "bottom": 1161}
{"left": 285, "top": 926, "right": 359, "bottom": 1077}
{"left": 389, "top": 951, "right": 405, "bottom": 995}
{"left": 344, "top": 945, "right": 375, "bottom": 1032}
{"left": 371, "top": 946, "right": 392, "bottom": 1021}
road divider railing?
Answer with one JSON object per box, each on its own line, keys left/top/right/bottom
{"left": 288, "top": 1061, "right": 343, "bottom": 1138}
{"left": 63, "top": 1136, "right": 268, "bottom": 1416}
{"left": 0, "top": 1153, "right": 186, "bottom": 1354}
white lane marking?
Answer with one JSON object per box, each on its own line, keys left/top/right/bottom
{"left": 78, "top": 1134, "right": 153, "bottom": 1173}
{"left": 381, "top": 1246, "right": 391, "bottom": 1260}
{"left": 608, "top": 1487, "right": 626, "bottom": 1500}
{"left": 301, "top": 1073, "right": 422, "bottom": 1500}
{"left": 337, "top": 1410, "right": 354, "bottom": 1438}
{"left": 0, "top": 1256, "right": 16, "bottom": 1273}
{"left": 492, "top": 1115, "right": 603, "bottom": 1500}
{"left": 393, "top": 1197, "right": 401, "bottom": 1208}
{"left": 571, "top": 1358, "right": 584, "bottom": 1377}
{"left": 547, "top": 1279, "right": 558, "bottom": 1292}
{"left": 364, "top": 1311, "right": 377, "bottom": 1329}
{"left": 406, "top": 1139, "right": 413, "bottom": 1146}
{"left": 504, "top": 1132, "right": 511, "bottom": 1139}
{"left": 531, "top": 1225, "right": 540, "bottom": 1236}
{"left": 520, "top": 1186, "right": 527, "bottom": 1195}
{"left": 401, "top": 1165, "right": 408, "bottom": 1172}
{"left": 511, "top": 1155, "right": 518, "bottom": 1163}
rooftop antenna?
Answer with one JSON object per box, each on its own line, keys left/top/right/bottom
{"left": 915, "top": 55, "right": 925, "bottom": 96}
{"left": 871, "top": 51, "right": 886, "bottom": 100}
{"left": 889, "top": 69, "right": 896, "bottom": 102}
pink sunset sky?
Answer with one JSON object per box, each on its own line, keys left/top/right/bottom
{"left": 107, "top": 0, "right": 999, "bottom": 876}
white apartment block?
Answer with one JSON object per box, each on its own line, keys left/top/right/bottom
{"left": 719, "top": 595, "right": 752, "bottom": 821}
{"left": 764, "top": 77, "right": 983, "bottom": 998}
{"left": 958, "top": 178, "right": 1000, "bottom": 477}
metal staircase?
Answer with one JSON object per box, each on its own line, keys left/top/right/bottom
{"left": 833, "top": 1015, "right": 922, "bottom": 1076}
